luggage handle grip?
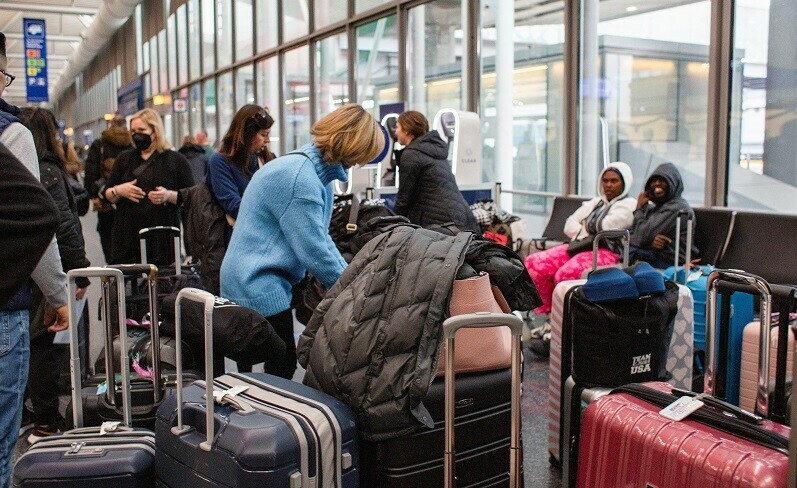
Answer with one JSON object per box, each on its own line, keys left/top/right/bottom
{"left": 705, "top": 270, "right": 773, "bottom": 418}
{"left": 172, "top": 287, "right": 216, "bottom": 452}
{"left": 442, "top": 312, "right": 523, "bottom": 488}
{"left": 106, "top": 264, "right": 158, "bottom": 280}
{"left": 592, "top": 229, "right": 630, "bottom": 270}
{"left": 67, "top": 268, "right": 133, "bottom": 428}
{"left": 139, "top": 226, "right": 181, "bottom": 275}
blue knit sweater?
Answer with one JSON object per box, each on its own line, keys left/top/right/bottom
{"left": 220, "top": 143, "right": 348, "bottom": 317}
{"left": 207, "top": 152, "right": 258, "bottom": 219}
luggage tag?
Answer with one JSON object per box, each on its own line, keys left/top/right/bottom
{"left": 100, "top": 421, "right": 122, "bottom": 435}
{"left": 659, "top": 393, "right": 706, "bottom": 421}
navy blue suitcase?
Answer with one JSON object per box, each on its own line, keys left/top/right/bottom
{"left": 14, "top": 267, "right": 158, "bottom": 487}
{"left": 155, "top": 288, "right": 359, "bottom": 488}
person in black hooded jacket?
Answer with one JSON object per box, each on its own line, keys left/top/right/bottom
{"left": 628, "top": 162, "right": 699, "bottom": 268}
{"left": 393, "top": 111, "right": 481, "bottom": 234}
{"left": 178, "top": 135, "right": 209, "bottom": 185}
{"left": 19, "top": 107, "right": 91, "bottom": 441}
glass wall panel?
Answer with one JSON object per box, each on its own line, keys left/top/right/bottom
{"left": 218, "top": 71, "right": 235, "bottom": 137}
{"left": 316, "top": 0, "right": 347, "bottom": 29}
{"left": 217, "top": 0, "right": 233, "bottom": 68}
{"left": 177, "top": 5, "right": 188, "bottom": 85}
{"left": 316, "top": 32, "right": 349, "bottom": 120}
{"left": 284, "top": 46, "right": 311, "bottom": 151}
{"left": 255, "top": 0, "right": 278, "bottom": 52}
{"left": 284, "top": 1, "right": 309, "bottom": 42}
{"left": 203, "top": 78, "right": 218, "bottom": 146}
{"left": 136, "top": 5, "right": 144, "bottom": 75}
{"left": 158, "top": 30, "right": 168, "bottom": 93}
{"left": 235, "top": 63, "right": 255, "bottom": 108}
{"left": 407, "top": 2, "right": 464, "bottom": 117}
{"left": 480, "top": 1, "right": 564, "bottom": 216}
{"left": 188, "top": 0, "right": 201, "bottom": 80}
{"left": 257, "top": 56, "right": 280, "bottom": 153}
{"left": 356, "top": 0, "right": 389, "bottom": 15}
{"left": 189, "top": 82, "right": 203, "bottom": 140}
{"left": 727, "top": 0, "right": 797, "bottom": 213}
{"left": 355, "top": 15, "right": 398, "bottom": 120}
{"left": 175, "top": 87, "right": 190, "bottom": 144}
{"left": 201, "top": 0, "right": 215, "bottom": 75}
{"left": 167, "top": 15, "right": 178, "bottom": 89}
{"left": 235, "top": 0, "right": 253, "bottom": 61}
{"left": 148, "top": 36, "right": 159, "bottom": 95}
{"left": 579, "top": 1, "right": 711, "bottom": 205}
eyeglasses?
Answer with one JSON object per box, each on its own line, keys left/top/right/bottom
{"left": 0, "top": 70, "right": 15, "bottom": 88}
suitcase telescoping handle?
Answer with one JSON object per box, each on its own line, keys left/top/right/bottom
{"left": 705, "top": 270, "right": 774, "bottom": 418}
{"left": 789, "top": 323, "right": 797, "bottom": 488}
{"left": 67, "top": 267, "right": 133, "bottom": 428}
{"left": 442, "top": 312, "right": 523, "bottom": 488}
{"left": 672, "top": 211, "right": 693, "bottom": 284}
{"left": 171, "top": 287, "right": 216, "bottom": 451}
{"left": 139, "top": 226, "right": 181, "bottom": 274}
{"left": 591, "top": 229, "right": 630, "bottom": 271}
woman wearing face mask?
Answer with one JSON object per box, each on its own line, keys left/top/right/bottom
{"left": 104, "top": 108, "right": 193, "bottom": 265}
{"left": 207, "top": 105, "right": 274, "bottom": 236}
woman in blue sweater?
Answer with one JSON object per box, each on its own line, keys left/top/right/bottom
{"left": 207, "top": 104, "right": 274, "bottom": 238}
{"left": 221, "top": 104, "right": 384, "bottom": 379}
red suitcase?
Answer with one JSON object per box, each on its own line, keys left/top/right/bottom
{"left": 577, "top": 270, "right": 793, "bottom": 488}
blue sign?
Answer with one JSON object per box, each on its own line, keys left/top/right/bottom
{"left": 23, "top": 18, "right": 48, "bottom": 103}
{"left": 379, "top": 102, "right": 405, "bottom": 120}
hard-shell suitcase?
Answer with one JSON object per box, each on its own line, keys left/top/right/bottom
{"left": 13, "top": 267, "right": 156, "bottom": 487}
{"left": 155, "top": 288, "right": 360, "bottom": 488}
{"left": 577, "top": 270, "right": 793, "bottom": 488}
{"left": 547, "top": 231, "right": 695, "bottom": 465}
{"left": 740, "top": 319, "right": 795, "bottom": 419}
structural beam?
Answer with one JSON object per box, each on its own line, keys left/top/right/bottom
{"left": 0, "top": 3, "right": 97, "bottom": 16}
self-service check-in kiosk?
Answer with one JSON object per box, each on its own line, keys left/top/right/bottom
{"left": 432, "top": 108, "right": 482, "bottom": 185}
{"left": 334, "top": 124, "right": 392, "bottom": 196}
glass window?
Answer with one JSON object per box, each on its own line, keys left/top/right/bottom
{"left": 480, "top": 1, "right": 565, "bottom": 216}
{"left": 148, "top": 36, "right": 158, "bottom": 95}
{"left": 189, "top": 82, "right": 203, "bottom": 140}
{"left": 163, "top": 114, "right": 174, "bottom": 148}
{"left": 235, "top": 63, "right": 255, "bottom": 108}
{"left": 356, "top": 0, "right": 389, "bottom": 15}
{"left": 175, "top": 87, "right": 190, "bottom": 145}
{"left": 315, "top": 0, "right": 347, "bottom": 29}
{"left": 316, "top": 32, "right": 349, "bottom": 120}
{"left": 216, "top": 0, "right": 233, "bottom": 68}
{"left": 283, "top": 46, "right": 311, "bottom": 151}
{"left": 235, "top": 0, "right": 253, "bottom": 61}
{"left": 177, "top": 5, "right": 188, "bottom": 85}
{"left": 727, "top": 0, "right": 797, "bottom": 213}
{"left": 407, "top": 2, "right": 464, "bottom": 117}
{"left": 355, "top": 15, "right": 399, "bottom": 120}
{"left": 218, "top": 71, "right": 235, "bottom": 137}
{"left": 201, "top": 0, "right": 215, "bottom": 75}
{"left": 135, "top": 5, "right": 143, "bottom": 75}
{"left": 283, "top": 1, "right": 309, "bottom": 42}
{"left": 188, "top": 0, "right": 201, "bottom": 80}
{"left": 255, "top": 0, "right": 278, "bottom": 52}
{"left": 203, "top": 78, "right": 218, "bottom": 146}
{"left": 158, "top": 30, "right": 168, "bottom": 93}
{"left": 167, "top": 15, "right": 178, "bottom": 89}
{"left": 257, "top": 56, "right": 280, "bottom": 153}
{"left": 579, "top": 1, "right": 711, "bottom": 205}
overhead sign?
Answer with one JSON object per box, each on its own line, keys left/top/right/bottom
{"left": 23, "top": 18, "right": 48, "bottom": 103}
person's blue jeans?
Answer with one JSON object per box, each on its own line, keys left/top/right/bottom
{"left": 0, "top": 310, "right": 30, "bottom": 488}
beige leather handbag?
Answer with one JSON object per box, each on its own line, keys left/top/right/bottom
{"left": 435, "top": 272, "right": 513, "bottom": 376}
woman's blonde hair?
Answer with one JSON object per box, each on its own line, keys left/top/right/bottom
{"left": 131, "top": 108, "right": 171, "bottom": 152}
{"left": 311, "top": 104, "right": 383, "bottom": 165}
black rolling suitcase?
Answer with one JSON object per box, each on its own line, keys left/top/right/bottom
{"left": 155, "top": 288, "right": 361, "bottom": 487}
{"left": 359, "top": 313, "right": 524, "bottom": 488}
{"left": 13, "top": 267, "right": 156, "bottom": 487}
{"left": 70, "top": 264, "right": 199, "bottom": 430}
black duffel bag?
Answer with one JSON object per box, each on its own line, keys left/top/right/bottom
{"left": 569, "top": 280, "right": 678, "bottom": 387}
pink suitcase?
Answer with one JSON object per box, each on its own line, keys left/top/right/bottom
{"left": 740, "top": 319, "right": 795, "bottom": 415}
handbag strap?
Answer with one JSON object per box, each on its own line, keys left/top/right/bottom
{"left": 132, "top": 154, "right": 158, "bottom": 179}
{"left": 347, "top": 196, "right": 360, "bottom": 233}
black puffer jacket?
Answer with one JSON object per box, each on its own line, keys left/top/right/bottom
{"left": 178, "top": 143, "right": 210, "bottom": 186}
{"left": 179, "top": 183, "right": 227, "bottom": 295}
{"left": 297, "top": 225, "right": 541, "bottom": 441}
{"left": 629, "top": 162, "right": 699, "bottom": 264}
{"left": 393, "top": 131, "right": 481, "bottom": 234}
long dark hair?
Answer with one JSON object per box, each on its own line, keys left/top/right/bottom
{"left": 219, "top": 104, "right": 274, "bottom": 176}
{"left": 19, "top": 107, "right": 66, "bottom": 169}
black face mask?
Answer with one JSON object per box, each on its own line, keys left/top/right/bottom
{"left": 132, "top": 133, "right": 152, "bottom": 152}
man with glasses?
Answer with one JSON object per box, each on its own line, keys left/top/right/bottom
{"left": 0, "top": 32, "right": 69, "bottom": 485}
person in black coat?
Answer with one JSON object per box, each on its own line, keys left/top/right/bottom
{"left": 178, "top": 134, "right": 210, "bottom": 185}
{"left": 103, "top": 108, "right": 194, "bottom": 266}
{"left": 393, "top": 110, "right": 481, "bottom": 234}
{"left": 19, "top": 107, "right": 92, "bottom": 440}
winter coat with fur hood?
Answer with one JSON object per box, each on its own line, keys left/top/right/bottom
{"left": 564, "top": 162, "right": 637, "bottom": 241}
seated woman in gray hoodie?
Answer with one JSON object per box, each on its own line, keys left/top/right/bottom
{"left": 628, "top": 162, "right": 699, "bottom": 268}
